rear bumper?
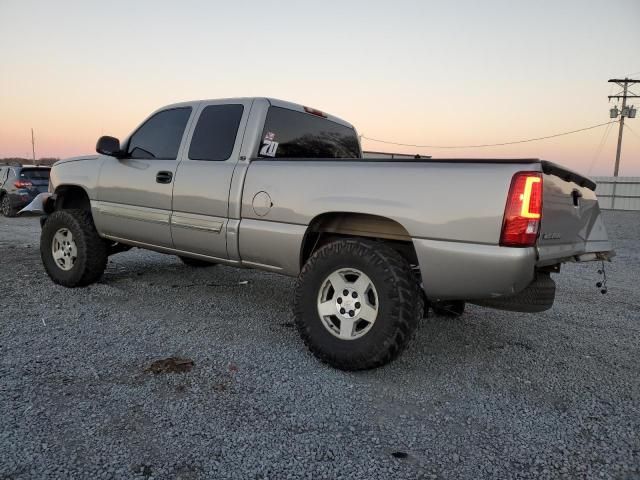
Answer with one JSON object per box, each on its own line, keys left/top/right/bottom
{"left": 8, "top": 191, "right": 39, "bottom": 209}
{"left": 413, "top": 238, "right": 536, "bottom": 301}
{"left": 536, "top": 240, "right": 615, "bottom": 266}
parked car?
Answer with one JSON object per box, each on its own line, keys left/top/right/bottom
{"left": 0, "top": 165, "right": 51, "bottom": 217}
{"left": 23, "top": 98, "right": 614, "bottom": 370}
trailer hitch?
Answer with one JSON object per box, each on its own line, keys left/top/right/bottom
{"left": 596, "top": 261, "right": 608, "bottom": 294}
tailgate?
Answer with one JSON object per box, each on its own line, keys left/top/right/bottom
{"left": 536, "top": 162, "right": 614, "bottom": 265}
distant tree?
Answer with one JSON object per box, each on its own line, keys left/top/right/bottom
{"left": 0, "top": 157, "right": 61, "bottom": 166}
{"left": 37, "top": 157, "right": 60, "bottom": 166}
{"left": 0, "top": 157, "right": 28, "bottom": 166}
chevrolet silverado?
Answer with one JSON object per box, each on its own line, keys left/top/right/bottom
{"left": 24, "top": 97, "right": 614, "bottom": 370}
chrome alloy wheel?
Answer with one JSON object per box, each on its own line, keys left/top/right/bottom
{"left": 51, "top": 228, "right": 78, "bottom": 271}
{"left": 317, "top": 268, "right": 379, "bottom": 340}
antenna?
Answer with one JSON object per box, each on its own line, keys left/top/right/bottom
{"left": 31, "top": 128, "right": 36, "bottom": 165}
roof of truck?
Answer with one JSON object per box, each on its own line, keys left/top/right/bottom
{"left": 159, "top": 97, "right": 355, "bottom": 129}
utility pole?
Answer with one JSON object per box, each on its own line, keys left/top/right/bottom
{"left": 608, "top": 78, "right": 639, "bottom": 176}
{"left": 31, "top": 128, "right": 36, "bottom": 165}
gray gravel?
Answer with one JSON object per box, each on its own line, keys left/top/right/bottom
{"left": 1, "top": 211, "right": 639, "bottom": 479}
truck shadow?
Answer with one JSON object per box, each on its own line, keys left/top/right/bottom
{"left": 100, "top": 251, "right": 542, "bottom": 372}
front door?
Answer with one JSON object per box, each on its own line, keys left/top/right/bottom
{"left": 171, "top": 100, "right": 252, "bottom": 259}
{"left": 94, "top": 106, "right": 194, "bottom": 248}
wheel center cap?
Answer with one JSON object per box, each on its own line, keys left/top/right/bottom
{"left": 335, "top": 289, "right": 361, "bottom": 317}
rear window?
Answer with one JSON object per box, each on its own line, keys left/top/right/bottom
{"left": 20, "top": 169, "right": 50, "bottom": 180}
{"left": 258, "top": 107, "right": 360, "bottom": 159}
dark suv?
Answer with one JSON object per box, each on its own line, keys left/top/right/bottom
{"left": 0, "top": 166, "right": 51, "bottom": 217}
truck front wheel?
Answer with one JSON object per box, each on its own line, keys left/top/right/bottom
{"left": 40, "top": 209, "right": 109, "bottom": 287}
{"left": 293, "top": 239, "right": 423, "bottom": 370}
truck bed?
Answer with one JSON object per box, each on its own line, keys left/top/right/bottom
{"left": 242, "top": 156, "right": 611, "bottom": 299}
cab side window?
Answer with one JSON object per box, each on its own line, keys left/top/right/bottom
{"left": 127, "top": 107, "right": 192, "bottom": 160}
{"left": 188, "top": 104, "right": 244, "bottom": 161}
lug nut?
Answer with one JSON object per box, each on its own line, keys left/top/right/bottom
{"left": 343, "top": 289, "right": 349, "bottom": 296}
{"left": 337, "top": 297, "right": 343, "bottom": 304}
{"left": 349, "top": 310, "right": 355, "bottom": 317}
{"left": 355, "top": 302, "right": 361, "bottom": 309}
{"left": 340, "top": 308, "right": 346, "bottom": 314}
{"left": 352, "top": 292, "right": 358, "bottom": 298}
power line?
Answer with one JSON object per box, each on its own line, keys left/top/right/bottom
{"left": 587, "top": 121, "right": 615, "bottom": 175}
{"left": 361, "top": 121, "right": 616, "bottom": 149}
{"left": 624, "top": 123, "right": 640, "bottom": 141}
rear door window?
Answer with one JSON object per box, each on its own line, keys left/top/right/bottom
{"left": 127, "top": 107, "right": 192, "bottom": 160}
{"left": 188, "top": 104, "right": 244, "bottom": 161}
{"left": 259, "top": 107, "right": 360, "bottom": 159}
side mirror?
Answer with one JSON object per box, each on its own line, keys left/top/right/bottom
{"left": 96, "top": 136, "right": 122, "bottom": 157}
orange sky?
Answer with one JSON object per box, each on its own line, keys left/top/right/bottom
{"left": 1, "top": 0, "right": 639, "bottom": 175}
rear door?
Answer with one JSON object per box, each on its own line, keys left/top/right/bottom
{"left": 170, "top": 99, "right": 252, "bottom": 259}
{"left": 537, "top": 167, "right": 613, "bottom": 265}
{"left": 94, "top": 106, "right": 193, "bottom": 248}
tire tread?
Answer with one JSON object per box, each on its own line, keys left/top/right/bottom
{"left": 293, "top": 239, "right": 423, "bottom": 370}
{"left": 41, "top": 209, "right": 108, "bottom": 287}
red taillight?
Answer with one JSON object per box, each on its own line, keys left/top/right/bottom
{"left": 14, "top": 180, "right": 32, "bottom": 188}
{"left": 500, "top": 172, "right": 543, "bottom": 247}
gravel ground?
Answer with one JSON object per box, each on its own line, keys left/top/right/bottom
{"left": 1, "top": 211, "right": 638, "bottom": 479}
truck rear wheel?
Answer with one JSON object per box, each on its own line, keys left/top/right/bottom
{"left": 293, "top": 239, "right": 423, "bottom": 370}
{"left": 40, "top": 209, "right": 109, "bottom": 287}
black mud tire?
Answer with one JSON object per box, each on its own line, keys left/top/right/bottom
{"left": 1, "top": 194, "right": 17, "bottom": 217}
{"left": 432, "top": 300, "right": 466, "bottom": 317}
{"left": 178, "top": 256, "right": 216, "bottom": 267}
{"left": 293, "top": 239, "right": 423, "bottom": 371}
{"left": 40, "top": 209, "right": 108, "bottom": 287}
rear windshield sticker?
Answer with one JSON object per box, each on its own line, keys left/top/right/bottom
{"left": 264, "top": 131, "right": 276, "bottom": 141}
{"left": 260, "top": 140, "right": 279, "bottom": 157}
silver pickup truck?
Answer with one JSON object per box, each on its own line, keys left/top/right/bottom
{"left": 27, "top": 97, "right": 614, "bottom": 370}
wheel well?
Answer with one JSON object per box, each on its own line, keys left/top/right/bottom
{"left": 54, "top": 185, "right": 91, "bottom": 212}
{"left": 300, "top": 212, "right": 418, "bottom": 267}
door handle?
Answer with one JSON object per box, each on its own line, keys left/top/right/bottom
{"left": 571, "top": 189, "right": 582, "bottom": 207}
{"left": 156, "top": 171, "right": 173, "bottom": 184}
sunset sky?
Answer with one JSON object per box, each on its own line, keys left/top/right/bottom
{"left": 1, "top": 0, "right": 639, "bottom": 175}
